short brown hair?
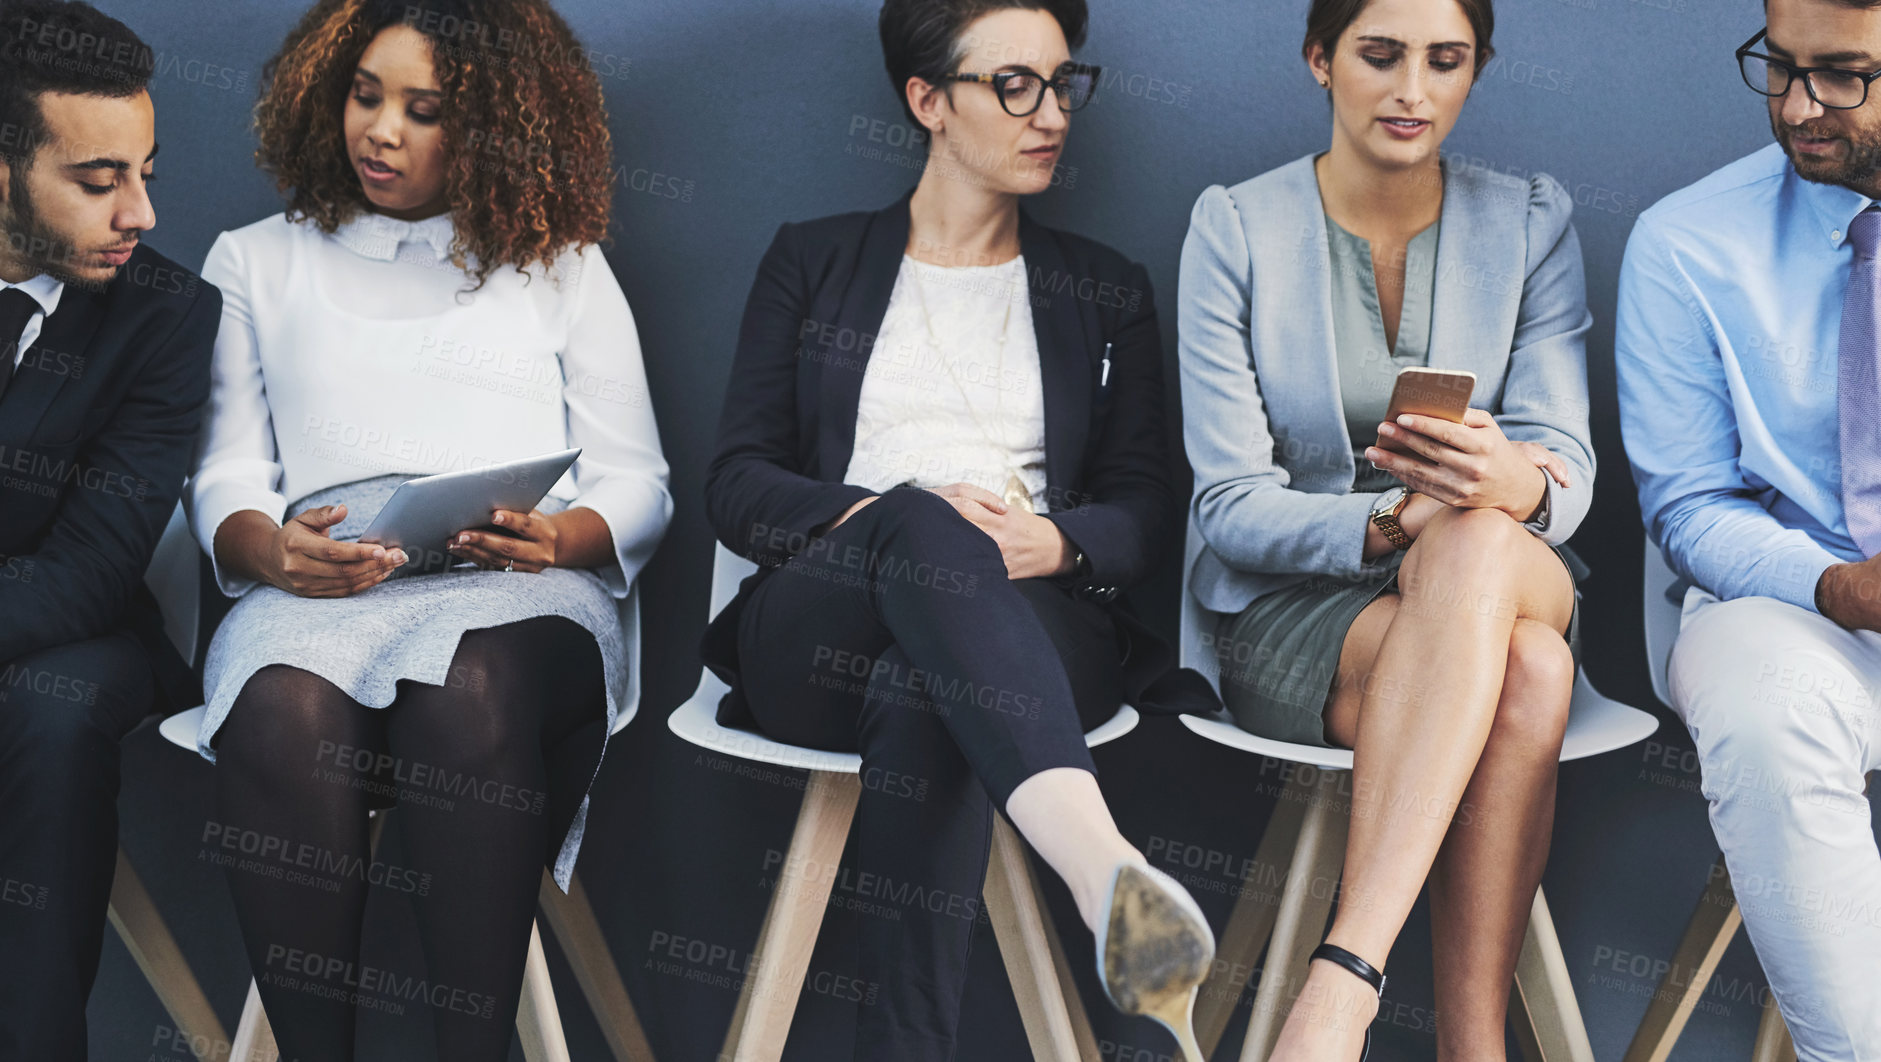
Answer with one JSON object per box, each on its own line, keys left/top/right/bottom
{"left": 1302, "top": 0, "right": 1495, "bottom": 79}
{"left": 254, "top": 0, "right": 614, "bottom": 287}
{"left": 879, "top": 0, "right": 1089, "bottom": 127}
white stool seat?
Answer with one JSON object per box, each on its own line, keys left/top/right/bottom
{"left": 157, "top": 699, "right": 642, "bottom": 755}
{"left": 667, "top": 692, "right": 863, "bottom": 774}
{"left": 669, "top": 541, "right": 1140, "bottom": 772}
{"left": 666, "top": 692, "right": 1138, "bottom": 771}
{"left": 1179, "top": 668, "right": 1657, "bottom": 768}
{"left": 156, "top": 705, "right": 202, "bottom": 751}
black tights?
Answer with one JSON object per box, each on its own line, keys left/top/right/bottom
{"left": 213, "top": 616, "right": 606, "bottom": 1062}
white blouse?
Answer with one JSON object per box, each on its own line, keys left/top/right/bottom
{"left": 185, "top": 211, "right": 672, "bottom": 598}
{"left": 844, "top": 254, "right": 1047, "bottom": 512}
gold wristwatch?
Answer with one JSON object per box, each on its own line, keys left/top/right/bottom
{"left": 1369, "top": 487, "right": 1414, "bottom": 551}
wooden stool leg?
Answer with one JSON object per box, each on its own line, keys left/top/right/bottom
{"left": 229, "top": 980, "right": 277, "bottom": 1062}
{"left": 1510, "top": 887, "right": 1596, "bottom": 1062}
{"left": 1194, "top": 772, "right": 1312, "bottom": 1057}
{"left": 719, "top": 771, "right": 862, "bottom": 1062}
{"left": 518, "top": 919, "right": 573, "bottom": 1062}
{"left": 1034, "top": 865, "right": 1102, "bottom": 1062}
{"left": 107, "top": 847, "right": 232, "bottom": 1061}
{"left": 1750, "top": 994, "right": 1796, "bottom": 1062}
{"left": 983, "top": 812, "right": 1094, "bottom": 1061}
{"left": 538, "top": 871, "right": 658, "bottom": 1061}
{"left": 1239, "top": 772, "right": 1349, "bottom": 1062}
{"left": 1622, "top": 854, "right": 1742, "bottom": 1062}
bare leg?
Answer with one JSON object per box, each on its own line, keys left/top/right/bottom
{"left": 1007, "top": 768, "right": 1144, "bottom": 931}
{"left": 1268, "top": 508, "right": 1574, "bottom": 1061}
{"left": 1427, "top": 620, "right": 1573, "bottom": 1062}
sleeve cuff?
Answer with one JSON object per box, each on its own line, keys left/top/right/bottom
{"left": 189, "top": 488, "right": 287, "bottom": 599}
{"left": 568, "top": 485, "right": 672, "bottom": 600}
{"left": 1352, "top": 492, "right": 1396, "bottom": 578}
{"left": 1523, "top": 474, "right": 1557, "bottom": 537}
{"left": 1781, "top": 552, "right": 1841, "bottom": 616}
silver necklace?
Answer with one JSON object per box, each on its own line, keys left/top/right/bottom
{"left": 907, "top": 256, "right": 1033, "bottom": 513}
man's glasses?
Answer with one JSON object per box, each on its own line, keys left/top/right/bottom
{"left": 1738, "top": 29, "right": 1881, "bottom": 111}
{"left": 938, "top": 63, "right": 1101, "bottom": 117}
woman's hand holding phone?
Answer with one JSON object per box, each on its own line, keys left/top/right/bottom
{"left": 1364, "top": 408, "right": 1551, "bottom": 522}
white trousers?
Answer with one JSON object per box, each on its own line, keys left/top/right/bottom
{"left": 1669, "top": 591, "right": 1881, "bottom": 1061}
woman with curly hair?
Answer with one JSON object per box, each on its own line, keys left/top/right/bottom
{"left": 181, "top": 0, "right": 670, "bottom": 1057}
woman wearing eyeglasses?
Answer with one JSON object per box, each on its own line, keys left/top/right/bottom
{"left": 1179, "top": 0, "right": 1594, "bottom": 1059}
{"left": 702, "top": 0, "right": 1217, "bottom": 1058}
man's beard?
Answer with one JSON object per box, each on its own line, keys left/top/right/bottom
{"left": 1774, "top": 114, "right": 1881, "bottom": 195}
{"left": 2, "top": 166, "right": 114, "bottom": 290}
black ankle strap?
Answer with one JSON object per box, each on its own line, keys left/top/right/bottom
{"left": 1310, "top": 943, "right": 1386, "bottom": 997}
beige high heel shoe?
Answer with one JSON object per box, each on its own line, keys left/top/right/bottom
{"left": 1095, "top": 862, "right": 1214, "bottom": 1062}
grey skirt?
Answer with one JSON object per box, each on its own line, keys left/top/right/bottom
{"left": 195, "top": 474, "right": 627, "bottom": 890}
{"left": 1215, "top": 546, "right": 1582, "bottom": 749}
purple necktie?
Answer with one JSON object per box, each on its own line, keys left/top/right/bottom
{"left": 1840, "top": 207, "right": 1881, "bottom": 557}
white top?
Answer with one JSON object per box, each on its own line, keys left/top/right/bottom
{"left": 185, "top": 211, "right": 672, "bottom": 598}
{"left": 844, "top": 254, "right": 1047, "bottom": 512}
{"left": 2, "top": 273, "right": 63, "bottom": 368}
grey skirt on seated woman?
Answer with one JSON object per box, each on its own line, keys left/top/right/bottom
{"left": 195, "top": 474, "right": 630, "bottom": 884}
{"left": 1180, "top": 155, "right": 1595, "bottom": 748}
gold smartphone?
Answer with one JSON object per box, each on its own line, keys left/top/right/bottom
{"left": 1375, "top": 367, "right": 1477, "bottom": 457}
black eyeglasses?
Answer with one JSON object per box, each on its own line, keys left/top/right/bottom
{"left": 938, "top": 62, "right": 1100, "bottom": 117}
{"left": 1737, "top": 28, "right": 1881, "bottom": 111}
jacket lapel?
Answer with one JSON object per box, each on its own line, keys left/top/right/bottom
{"left": 817, "top": 193, "right": 912, "bottom": 478}
{"left": 1261, "top": 157, "right": 1348, "bottom": 490}
{"left": 1, "top": 280, "right": 103, "bottom": 442}
{"left": 1020, "top": 211, "right": 1090, "bottom": 497}
{"left": 1426, "top": 156, "right": 1516, "bottom": 401}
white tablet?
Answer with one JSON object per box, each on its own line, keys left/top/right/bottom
{"left": 359, "top": 448, "right": 582, "bottom": 573}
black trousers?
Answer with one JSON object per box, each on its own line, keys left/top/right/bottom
{"left": 737, "top": 487, "right": 1121, "bottom": 1062}
{"left": 0, "top": 630, "right": 154, "bottom": 1062}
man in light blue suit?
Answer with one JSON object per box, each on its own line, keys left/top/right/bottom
{"left": 1617, "top": 0, "right": 1881, "bottom": 1055}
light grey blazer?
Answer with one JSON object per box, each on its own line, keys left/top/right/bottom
{"left": 1179, "top": 153, "right": 1596, "bottom": 615}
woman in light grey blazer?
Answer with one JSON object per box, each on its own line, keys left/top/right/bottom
{"left": 1177, "top": 0, "right": 1594, "bottom": 1058}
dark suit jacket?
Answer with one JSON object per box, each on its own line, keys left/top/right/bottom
{"left": 702, "top": 191, "right": 1214, "bottom": 725}
{"left": 0, "top": 244, "right": 219, "bottom": 713}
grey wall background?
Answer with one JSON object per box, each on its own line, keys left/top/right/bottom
{"left": 88, "top": 0, "right": 1881, "bottom": 1059}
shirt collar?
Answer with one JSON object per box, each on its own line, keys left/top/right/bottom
{"left": 0, "top": 272, "right": 65, "bottom": 318}
{"left": 1790, "top": 158, "right": 1877, "bottom": 249}
{"left": 331, "top": 211, "right": 456, "bottom": 263}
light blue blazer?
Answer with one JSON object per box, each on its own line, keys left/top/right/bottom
{"left": 1179, "top": 153, "right": 1596, "bottom": 615}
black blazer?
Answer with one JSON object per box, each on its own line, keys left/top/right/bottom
{"left": 702, "top": 191, "right": 1214, "bottom": 724}
{"left": 0, "top": 245, "right": 219, "bottom": 713}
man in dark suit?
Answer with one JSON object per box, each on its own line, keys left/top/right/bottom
{"left": 0, "top": 2, "right": 218, "bottom": 1056}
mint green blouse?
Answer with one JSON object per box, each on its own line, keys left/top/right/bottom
{"left": 1324, "top": 213, "right": 1440, "bottom": 492}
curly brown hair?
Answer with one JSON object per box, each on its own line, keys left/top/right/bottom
{"left": 253, "top": 0, "right": 613, "bottom": 286}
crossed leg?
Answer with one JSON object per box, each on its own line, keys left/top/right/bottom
{"left": 1269, "top": 506, "right": 1576, "bottom": 1062}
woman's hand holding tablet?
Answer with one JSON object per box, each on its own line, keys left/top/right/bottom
{"left": 357, "top": 448, "right": 582, "bottom": 574}
{"left": 447, "top": 507, "right": 561, "bottom": 573}
{"left": 217, "top": 504, "right": 408, "bottom": 599}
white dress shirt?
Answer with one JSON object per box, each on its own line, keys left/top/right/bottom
{"left": 185, "top": 211, "right": 672, "bottom": 598}
{"left": 844, "top": 254, "right": 1047, "bottom": 512}
{"left": 1, "top": 272, "right": 65, "bottom": 368}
